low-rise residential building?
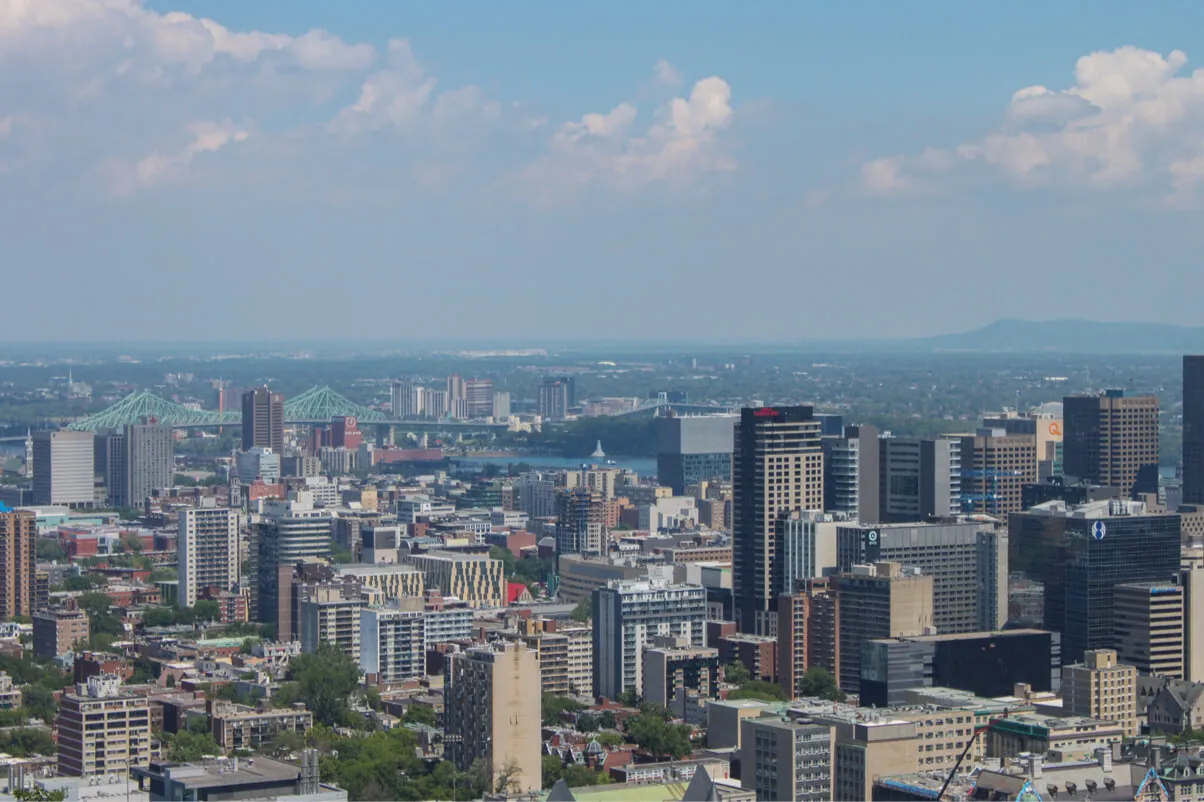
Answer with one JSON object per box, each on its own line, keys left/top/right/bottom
{"left": 0, "top": 672, "right": 21, "bottom": 710}
{"left": 209, "top": 700, "right": 314, "bottom": 751}
{"left": 33, "top": 607, "right": 89, "bottom": 658}
{"left": 56, "top": 674, "right": 152, "bottom": 777}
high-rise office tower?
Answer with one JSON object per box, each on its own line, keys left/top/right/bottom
{"left": 835, "top": 521, "right": 1007, "bottom": 633}
{"left": 95, "top": 429, "right": 126, "bottom": 506}
{"left": 1063, "top": 649, "right": 1138, "bottom": 737}
{"left": 878, "top": 436, "right": 962, "bottom": 522}
{"left": 446, "top": 373, "right": 467, "bottom": 405}
{"left": 177, "top": 507, "right": 240, "bottom": 608}
{"left": 777, "top": 512, "right": 842, "bottom": 591}
{"left": 1184, "top": 357, "right": 1204, "bottom": 504}
{"left": 464, "top": 378, "right": 494, "bottom": 418}
{"left": 422, "top": 388, "right": 449, "bottom": 419}
{"left": 0, "top": 511, "right": 36, "bottom": 620}
{"left": 554, "top": 488, "right": 607, "bottom": 557}
{"left": 1113, "top": 582, "right": 1185, "bottom": 678}
{"left": 538, "top": 377, "right": 573, "bottom": 421}
{"left": 390, "top": 380, "right": 424, "bottom": 418}
{"left": 593, "top": 576, "right": 707, "bottom": 700}
{"left": 252, "top": 498, "right": 333, "bottom": 622}
{"left": 119, "top": 422, "right": 174, "bottom": 507}
{"left": 491, "top": 391, "right": 511, "bottom": 420}
{"left": 656, "top": 414, "right": 736, "bottom": 495}
{"left": 983, "top": 408, "right": 1064, "bottom": 481}
{"left": 446, "top": 641, "right": 541, "bottom": 794}
{"left": 32, "top": 430, "right": 95, "bottom": 507}
{"left": 1009, "top": 498, "right": 1180, "bottom": 663}
{"left": 1063, "top": 390, "right": 1159, "bottom": 497}
{"left": 732, "top": 405, "right": 824, "bottom": 635}
{"left": 241, "top": 387, "right": 284, "bottom": 454}
{"left": 822, "top": 424, "right": 880, "bottom": 522}
{"left": 956, "top": 429, "right": 1038, "bottom": 515}
{"left": 777, "top": 578, "right": 840, "bottom": 700}
{"left": 833, "top": 561, "right": 934, "bottom": 691}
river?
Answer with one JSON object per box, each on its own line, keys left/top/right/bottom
{"left": 450, "top": 454, "right": 657, "bottom": 477}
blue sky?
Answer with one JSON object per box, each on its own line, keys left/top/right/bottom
{"left": 4, "top": 1, "right": 1204, "bottom": 342}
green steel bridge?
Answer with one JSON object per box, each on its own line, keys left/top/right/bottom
{"left": 65, "top": 385, "right": 507, "bottom": 432}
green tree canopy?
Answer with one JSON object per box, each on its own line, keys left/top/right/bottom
{"left": 571, "top": 597, "right": 592, "bottom": 623}
{"left": 800, "top": 666, "right": 846, "bottom": 702}
{"left": 288, "top": 642, "right": 361, "bottom": 727}
{"left": 624, "top": 709, "right": 692, "bottom": 760}
{"left": 727, "top": 680, "right": 786, "bottom": 703}
{"left": 723, "top": 662, "right": 751, "bottom": 686}
{"left": 541, "top": 694, "right": 585, "bottom": 727}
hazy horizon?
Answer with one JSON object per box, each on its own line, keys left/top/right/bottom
{"left": 4, "top": 2, "right": 1204, "bottom": 341}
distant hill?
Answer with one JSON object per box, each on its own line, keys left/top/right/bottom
{"left": 914, "top": 319, "right": 1204, "bottom": 354}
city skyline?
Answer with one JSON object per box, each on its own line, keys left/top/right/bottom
{"left": 4, "top": 2, "right": 1204, "bottom": 342}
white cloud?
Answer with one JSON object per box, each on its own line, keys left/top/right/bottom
{"left": 654, "top": 58, "right": 682, "bottom": 88}
{"left": 103, "top": 120, "right": 249, "bottom": 195}
{"left": 861, "top": 157, "right": 908, "bottom": 195}
{"left": 330, "top": 40, "right": 436, "bottom": 134}
{"left": 526, "top": 72, "right": 735, "bottom": 196}
{"left": 0, "top": 2, "right": 735, "bottom": 202}
{"left": 863, "top": 46, "right": 1204, "bottom": 198}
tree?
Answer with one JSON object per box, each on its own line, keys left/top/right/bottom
{"left": 490, "top": 546, "right": 516, "bottom": 577}
{"left": 264, "top": 729, "right": 306, "bottom": 758}
{"left": 63, "top": 574, "right": 106, "bottom": 592}
{"left": 77, "top": 592, "right": 122, "bottom": 636}
{"left": 14, "top": 788, "right": 67, "bottom": 802}
{"left": 288, "top": 641, "right": 361, "bottom": 727}
{"left": 542, "top": 694, "right": 585, "bottom": 727}
{"left": 494, "top": 758, "right": 523, "bottom": 795}
{"left": 723, "top": 661, "right": 751, "bottom": 686}
{"left": 35, "top": 539, "right": 65, "bottom": 562}
{"left": 571, "top": 597, "right": 592, "bottom": 623}
{"left": 800, "top": 666, "right": 846, "bottom": 702}
{"left": 402, "top": 703, "right": 436, "bottom": 727}
{"left": 576, "top": 713, "right": 599, "bottom": 732}
{"left": 542, "top": 754, "right": 565, "bottom": 789}
{"left": 727, "top": 680, "right": 786, "bottom": 703}
{"left": 595, "top": 731, "right": 625, "bottom": 748}
{"left": 0, "top": 728, "right": 57, "bottom": 757}
{"left": 597, "top": 710, "right": 617, "bottom": 730}
{"left": 166, "top": 729, "right": 222, "bottom": 761}
{"left": 625, "top": 710, "right": 692, "bottom": 760}
{"left": 141, "top": 607, "right": 176, "bottom": 628}
{"left": 21, "top": 686, "right": 56, "bottom": 720}
{"left": 193, "top": 600, "right": 221, "bottom": 624}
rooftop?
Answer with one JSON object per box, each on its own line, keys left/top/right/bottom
{"left": 135, "top": 756, "right": 297, "bottom": 790}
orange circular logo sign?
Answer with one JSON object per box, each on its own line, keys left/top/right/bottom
{"left": 1049, "top": 422, "right": 1061, "bottom": 436}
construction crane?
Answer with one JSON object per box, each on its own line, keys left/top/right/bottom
{"left": 937, "top": 711, "right": 1008, "bottom": 800}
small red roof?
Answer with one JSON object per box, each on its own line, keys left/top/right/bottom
{"left": 507, "top": 582, "right": 530, "bottom": 604}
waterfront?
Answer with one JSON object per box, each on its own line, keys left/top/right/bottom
{"left": 451, "top": 454, "right": 657, "bottom": 477}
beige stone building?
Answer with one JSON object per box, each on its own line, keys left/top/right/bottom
{"left": 833, "top": 562, "right": 934, "bottom": 691}
{"left": 446, "top": 641, "right": 541, "bottom": 794}
{"left": 1063, "top": 649, "right": 1138, "bottom": 737}
{"left": 57, "top": 674, "right": 152, "bottom": 777}
{"left": 1114, "top": 582, "right": 1185, "bottom": 678}
{"left": 408, "top": 551, "right": 504, "bottom": 607}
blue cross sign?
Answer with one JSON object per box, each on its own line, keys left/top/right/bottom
{"left": 1091, "top": 521, "right": 1107, "bottom": 541}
